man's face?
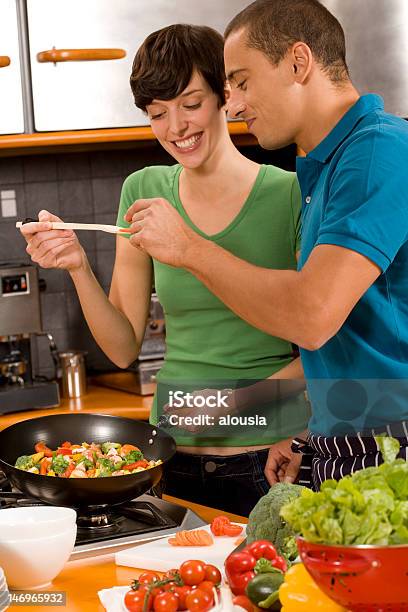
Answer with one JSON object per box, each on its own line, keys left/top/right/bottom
{"left": 224, "top": 28, "right": 300, "bottom": 150}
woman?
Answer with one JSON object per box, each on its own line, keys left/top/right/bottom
{"left": 21, "top": 24, "right": 308, "bottom": 516}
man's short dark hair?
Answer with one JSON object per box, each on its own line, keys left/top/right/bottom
{"left": 130, "top": 24, "right": 226, "bottom": 112}
{"left": 225, "top": 0, "right": 349, "bottom": 84}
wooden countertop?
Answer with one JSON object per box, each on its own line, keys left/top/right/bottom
{"left": 0, "top": 374, "right": 152, "bottom": 431}
{"left": 13, "top": 496, "right": 247, "bottom": 612}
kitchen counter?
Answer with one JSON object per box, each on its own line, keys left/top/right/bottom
{"left": 12, "top": 496, "right": 247, "bottom": 612}
{"left": 0, "top": 374, "right": 152, "bottom": 431}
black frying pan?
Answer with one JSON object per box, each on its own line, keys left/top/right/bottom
{"left": 0, "top": 413, "right": 176, "bottom": 508}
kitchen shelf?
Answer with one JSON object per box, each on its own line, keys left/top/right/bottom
{"left": 0, "top": 122, "right": 256, "bottom": 156}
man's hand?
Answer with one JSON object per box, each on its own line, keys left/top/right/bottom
{"left": 264, "top": 438, "right": 302, "bottom": 486}
{"left": 124, "top": 198, "right": 201, "bottom": 267}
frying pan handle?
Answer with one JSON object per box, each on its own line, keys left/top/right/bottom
{"left": 303, "top": 551, "right": 374, "bottom": 575}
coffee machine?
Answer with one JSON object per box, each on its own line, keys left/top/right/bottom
{"left": 0, "top": 263, "right": 60, "bottom": 414}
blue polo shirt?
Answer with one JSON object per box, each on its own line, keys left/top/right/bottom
{"left": 296, "top": 94, "right": 408, "bottom": 435}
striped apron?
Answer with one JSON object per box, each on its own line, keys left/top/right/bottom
{"left": 293, "top": 420, "right": 408, "bottom": 491}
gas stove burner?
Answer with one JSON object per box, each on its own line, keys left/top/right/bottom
{"left": 76, "top": 510, "right": 124, "bottom": 530}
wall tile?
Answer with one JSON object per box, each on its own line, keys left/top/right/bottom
{"left": 121, "top": 143, "right": 173, "bottom": 176}
{"left": 90, "top": 150, "right": 125, "bottom": 178}
{"left": 0, "top": 184, "right": 26, "bottom": 220}
{"left": 25, "top": 182, "right": 60, "bottom": 217}
{"left": 0, "top": 158, "right": 23, "bottom": 185}
{"left": 0, "top": 219, "right": 30, "bottom": 263}
{"left": 57, "top": 153, "right": 91, "bottom": 181}
{"left": 23, "top": 155, "right": 57, "bottom": 183}
{"left": 91, "top": 177, "right": 123, "bottom": 215}
{"left": 40, "top": 291, "right": 68, "bottom": 331}
{"left": 58, "top": 178, "right": 93, "bottom": 218}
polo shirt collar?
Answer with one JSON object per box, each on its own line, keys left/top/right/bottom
{"left": 307, "top": 94, "right": 384, "bottom": 163}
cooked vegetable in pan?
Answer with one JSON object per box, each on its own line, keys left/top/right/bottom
{"left": 15, "top": 441, "right": 162, "bottom": 478}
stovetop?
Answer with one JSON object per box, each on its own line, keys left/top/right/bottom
{"left": 0, "top": 471, "right": 205, "bottom": 559}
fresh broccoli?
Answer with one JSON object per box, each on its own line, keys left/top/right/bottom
{"left": 97, "top": 457, "right": 119, "bottom": 476}
{"left": 123, "top": 449, "right": 143, "bottom": 463}
{"left": 246, "top": 482, "right": 304, "bottom": 561}
{"left": 51, "top": 454, "right": 69, "bottom": 475}
{"left": 15, "top": 455, "right": 35, "bottom": 471}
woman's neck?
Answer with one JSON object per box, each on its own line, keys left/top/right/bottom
{"left": 180, "top": 125, "right": 258, "bottom": 198}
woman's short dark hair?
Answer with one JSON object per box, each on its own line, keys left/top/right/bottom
{"left": 130, "top": 24, "right": 226, "bottom": 112}
{"left": 225, "top": 0, "right": 349, "bottom": 84}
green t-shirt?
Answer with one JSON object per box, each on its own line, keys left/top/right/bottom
{"left": 117, "top": 164, "right": 310, "bottom": 445}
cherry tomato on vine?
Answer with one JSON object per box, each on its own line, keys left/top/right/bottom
{"left": 124, "top": 589, "right": 146, "bottom": 612}
{"left": 185, "top": 589, "right": 213, "bottom": 612}
{"left": 203, "top": 564, "right": 221, "bottom": 585}
{"left": 179, "top": 560, "right": 206, "bottom": 586}
{"left": 138, "top": 571, "right": 161, "bottom": 585}
{"left": 153, "top": 591, "right": 179, "bottom": 612}
{"left": 192, "top": 581, "right": 214, "bottom": 600}
{"left": 173, "top": 585, "right": 191, "bottom": 609}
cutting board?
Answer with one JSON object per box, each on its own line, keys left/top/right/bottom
{"left": 115, "top": 524, "right": 246, "bottom": 573}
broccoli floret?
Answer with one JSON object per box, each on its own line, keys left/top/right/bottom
{"left": 15, "top": 455, "right": 35, "bottom": 471}
{"left": 97, "top": 457, "right": 115, "bottom": 475}
{"left": 124, "top": 450, "right": 143, "bottom": 463}
{"left": 51, "top": 454, "right": 69, "bottom": 475}
{"left": 246, "top": 482, "right": 304, "bottom": 561}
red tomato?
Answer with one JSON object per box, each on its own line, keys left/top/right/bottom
{"left": 173, "top": 585, "right": 191, "bottom": 610}
{"left": 232, "top": 595, "right": 255, "bottom": 611}
{"left": 165, "top": 569, "right": 179, "bottom": 580}
{"left": 34, "top": 442, "right": 54, "bottom": 458}
{"left": 179, "top": 560, "right": 206, "bottom": 586}
{"left": 223, "top": 524, "right": 243, "bottom": 537}
{"left": 192, "top": 581, "right": 214, "bottom": 600}
{"left": 203, "top": 564, "right": 221, "bottom": 585}
{"left": 185, "top": 589, "right": 213, "bottom": 612}
{"left": 210, "top": 516, "right": 230, "bottom": 536}
{"left": 56, "top": 447, "right": 73, "bottom": 456}
{"left": 138, "top": 571, "right": 161, "bottom": 585}
{"left": 124, "top": 589, "right": 146, "bottom": 612}
{"left": 153, "top": 592, "right": 179, "bottom": 612}
{"left": 61, "top": 441, "right": 72, "bottom": 448}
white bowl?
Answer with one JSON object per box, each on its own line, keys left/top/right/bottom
{"left": 0, "top": 506, "right": 76, "bottom": 539}
{"left": 0, "top": 508, "right": 77, "bottom": 589}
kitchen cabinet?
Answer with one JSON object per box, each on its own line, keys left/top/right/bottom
{"left": 26, "top": 0, "right": 250, "bottom": 132}
{"left": 0, "top": 0, "right": 25, "bottom": 135}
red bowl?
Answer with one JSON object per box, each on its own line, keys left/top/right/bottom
{"left": 297, "top": 537, "right": 408, "bottom": 612}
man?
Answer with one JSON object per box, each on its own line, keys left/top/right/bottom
{"left": 125, "top": 0, "right": 408, "bottom": 489}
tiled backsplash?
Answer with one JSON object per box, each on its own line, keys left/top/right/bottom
{"left": 0, "top": 143, "right": 296, "bottom": 377}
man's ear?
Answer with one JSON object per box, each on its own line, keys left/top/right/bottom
{"left": 222, "top": 81, "right": 231, "bottom": 110}
{"left": 290, "top": 42, "right": 313, "bottom": 83}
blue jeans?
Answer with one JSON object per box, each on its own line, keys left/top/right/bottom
{"left": 162, "top": 449, "right": 270, "bottom": 517}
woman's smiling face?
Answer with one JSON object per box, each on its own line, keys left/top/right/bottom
{"left": 146, "top": 71, "right": 227, "bottom": 169}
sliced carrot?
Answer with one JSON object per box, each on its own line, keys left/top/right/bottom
{"left": 168, "top": 529, "right": 214, "bottom": 546}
